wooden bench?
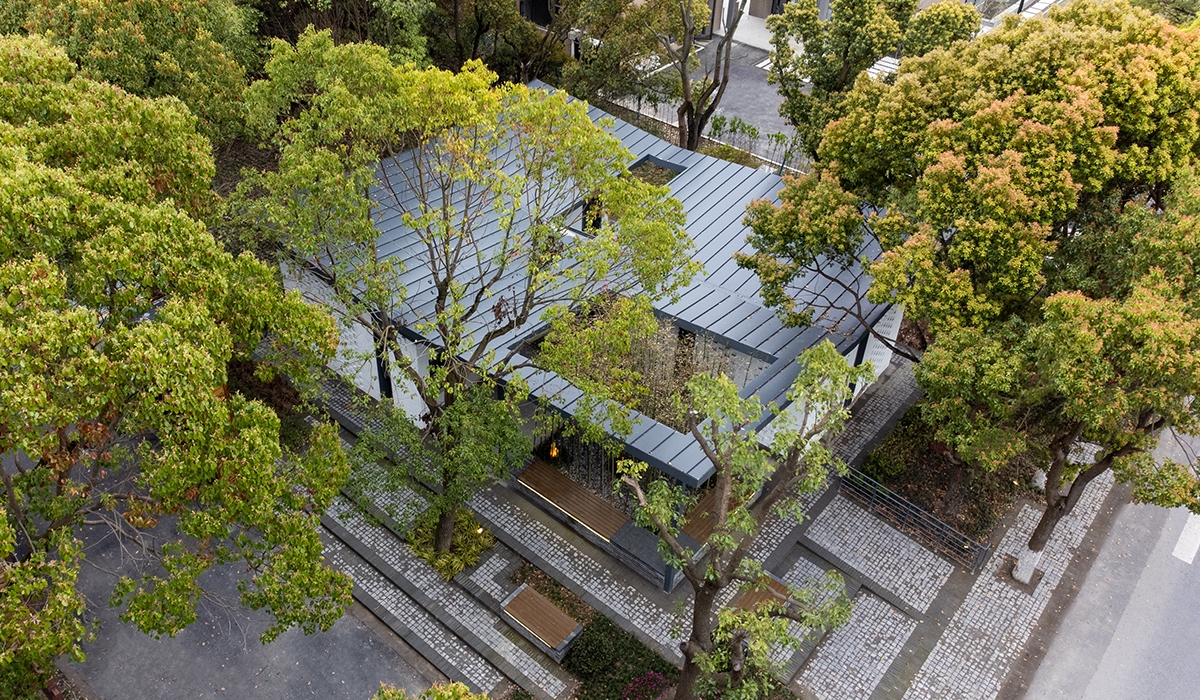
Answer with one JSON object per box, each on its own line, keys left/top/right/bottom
{"left": 733, "top": 576, "right": 790, "bottom": 612}
{"left": 682, "top": 488, "right": 718, "bottom": 542}
{"left": 517, "top": 459, "right": 629, "bottom": 542}
{"left": 501, "top": 584, "right": 583, "bottom": 662}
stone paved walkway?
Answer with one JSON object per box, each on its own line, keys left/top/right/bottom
{"left": 901, "top": 472, "right": 1115, "bottom": 700}
{"left": 805, "top": 496, "right": 954, "bottom": 616}
{"left": 321, "top": 533, "right": 506, "bottom": 695}
{"left": 471, "top": 486, "right": 687, "bottom": 663}
{"left": 800, "top": 591, "right": 919, "bottom": 700}
{"left": 327, "top": 496, "right": 575, "bottom": 700}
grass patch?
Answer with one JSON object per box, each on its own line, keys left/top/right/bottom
{"left": 510, "top": 562, "right": 595, "bottom": 625}
{"left": 862, "top": 410, "right": 1038, "bottom": 541}
{"left": 699, "top": 142, "right": 761, "bottom": 169}
{"left": 408, "top": 507, "right": 494, "bottom": 579}
{"left": 564, "top": 615, "right": 677, "bottom": 700}
{"left": 629, "top": 161, "right": 678, "bottom": 187}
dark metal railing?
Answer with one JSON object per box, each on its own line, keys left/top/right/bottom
{"left": 839, "top": 467, "right": 992, "bottom": 573}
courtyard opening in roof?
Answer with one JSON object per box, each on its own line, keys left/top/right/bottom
{"left": 533, "top": 294, "right": 771, "bottom": 434}
{"left": 563, "top": 156, "right": 685, "bottom": 238}
{"left": 628, "top": 156, "right": 684, "bottom": 187}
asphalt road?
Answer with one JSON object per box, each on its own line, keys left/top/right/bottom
{"left": 695, "top": 40, "right": 795, "bottom": 151}
{"left": 1024, "top": 431, "right": 1200, "bottom": 700}
{"left": 64, "top": 522, "right": 438, "bottom": 700}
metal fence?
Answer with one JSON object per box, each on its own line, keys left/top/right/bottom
{"left": 839, "top": 467, "right": 992, "bottom": 573}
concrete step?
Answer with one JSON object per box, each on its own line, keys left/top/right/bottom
{"left": 320, "top": 530, "right": 507, "bottom": 695}
{"left": 324, "top": 497, "right": 577, "bottom": 700}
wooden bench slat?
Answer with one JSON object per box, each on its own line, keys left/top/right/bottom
{"left": 682, "top": 488, "right": 718, "bottom": 542}
{"left": 734, "top": 577, "right": 790, "bottom": 611}
{"left": 503, "top": 586, "right": 579, "bottom": 650}
{"left": 517, "top": 460, "right": 629, "bottom": 541}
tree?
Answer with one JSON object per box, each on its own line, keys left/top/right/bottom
{"left": 630, "top": 0, "right": 751, "bottom": 150}
{"left": 618, "top": 342, "right": 872, "bottom": 700}
{"left": 422, "top": 0, "right": 525, "bottom": 71}
{"left": 239, "top": 29, "right": 698, "bottom": 553}
{"left": 0, "top": 35, "right": 352, "bottom": 696}
{"left": 373, "top": 682, "right": 488, "bottom": 700}
{"left": 251, "top": 0, "right": 431, "bottom": 65}
{"left": 918, "top": 178, "right": 1200, "bottom": 570}
{"left": 743, "top": 0, "right": 1200, "bottom": 562}
{"left": 7, "top": 0, "right": 260, "bottom": 144}
{"left": 556, "top": 0, "right": 664, "bottom": 104}
{"left": 767, "top": 0, "right": 917, "bottom": 159}
{"left": 747, "top": 0, "right": 1200, "bottom": 354}
{"left": 901, "top": 0, "right": 979, "bottom": 57}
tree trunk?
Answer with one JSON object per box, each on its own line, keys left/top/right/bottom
{"left": 1028, "top": 454, "right": 1111, "bottom": 552}
{"left": 675, "top": 584, "right": 719, "bottom": 700}
{"left": 434, "top": 507, "right": 457, "bottom": 554}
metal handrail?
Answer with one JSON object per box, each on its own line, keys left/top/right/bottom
{"left": 839, "top": 467, "right": 992, "bottom": 573}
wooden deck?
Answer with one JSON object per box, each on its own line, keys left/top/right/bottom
{"left": 503, "top": 584, "right": 581, "bottom": 651}
{"left": 682, "top": 488, "right": 718, "bottom": 542}
{"left": 517, "top": 459, "right": 629, "bottom": 542}
{"left": 733, "top": 576, "right": 790, "bottom": 612}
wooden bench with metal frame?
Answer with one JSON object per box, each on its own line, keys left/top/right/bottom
{"left": 500, "top": 584, "right": 583, "bottom": 663}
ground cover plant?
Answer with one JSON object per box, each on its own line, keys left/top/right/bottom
{"left": 409, "top": 508, "right": 496, "bottom": 579}
{"left": 564, "top": 615, "right": 678, "bottom": 700}
{"left": 862, "top": 411, "right": 1038, "bottom": 541}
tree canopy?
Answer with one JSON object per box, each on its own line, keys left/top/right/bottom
{"left": 0, "top": 34, "right": 351, "bottom": 696}
{"left": 619, "top": 342, "right": 872, "bottom": 700}
{"left": 237, "top": 29, "right": 698, "bottom": 552}
{"left": 767, "top": 0, "right": 919, "bottom": 158}
{"left": 4, "top": 0, "right": 261, "bottom": 143}
{"left": 744, "top": 0, "right": 1200, "bottom": 554}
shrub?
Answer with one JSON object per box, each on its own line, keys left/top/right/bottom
{"left": 408, "top": 508, "right": 495, "bottom": 580}
{"left": 375, "top": 683, "right": 489, "bottom": 700}
{"left": 565, "top": 615, "right": 677, "bottom": 700}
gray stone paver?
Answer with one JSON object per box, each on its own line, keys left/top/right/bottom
{"left": 800, "top": 591, "right": 919, "bottom": 700}
{"left": 322, "top": 533, "right": 505, "bottom": 694}
{"left": 766, "top": 554, "right": 841, "bottom": 669}
{"left": 468, "top": 552, "right": 510, "bottom": 603}
{"left": 328, "top": 496, "right": 572, "bottom": 699}
{"left": 902, "top": 471, "right": 1115, "bottom": 700}
{"left": 471, "top": 486, "right": 686, "bottom": 662}
{"left": 829, "top": 357, "right": 921, "bottom": 467}
{"left": 806, "top": 495, "right": 953, "bottom": 615}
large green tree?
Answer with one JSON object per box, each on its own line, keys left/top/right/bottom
{"left": 632, "top": 0, "right": 751, "bottom": 151}
{"left": 251, "top": 0, "right": 431, "bottom": 65}
{"left": 619, "top": 342, "right": 871, "bottom": 700}
{"left": 767, "top": 0, "right": 920, "bottom": 159}
{"left": 742, "top": 0, "right": 1200, "bottom": 566}
{"left": 0, "top": 35, "right": 351, "bottom": 697}
{"left": 237, "top": 29, "right": 697, "bottom": 552}
{"left": 5, "top": 0, "right": 260, "bottom": 144}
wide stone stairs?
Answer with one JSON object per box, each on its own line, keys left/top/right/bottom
{"left": 314, "top": 383, "right": 576, "bottom": 700}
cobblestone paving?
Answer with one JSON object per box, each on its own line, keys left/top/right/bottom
{"left": 780, "top": 553, "right": 833, "bottom": 592}
{"left": 322, "top": 533, "right": 505, "bottom": 694}
{"left": 806, "top": 495, "right": 953, "bottom": 615}
{"left": 765, "top": 554, "right": 839, "bottom": 668}
{"left": 328, "top": 497, "right": 572, "bottom": 699}
{"left": 471, "top": 486, "right": 685, "bottom": 662}
{"left": 468, "top": 552, "right": 511, "bottom": 603}
{"left": 799, "top": 592, "right": 919, "bottom": 700}
{"left": 902, "top": 471, "right": 1115, "bottom": 700}
{"left": 829, "top": 357, "right": 920, "bottom": 467}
